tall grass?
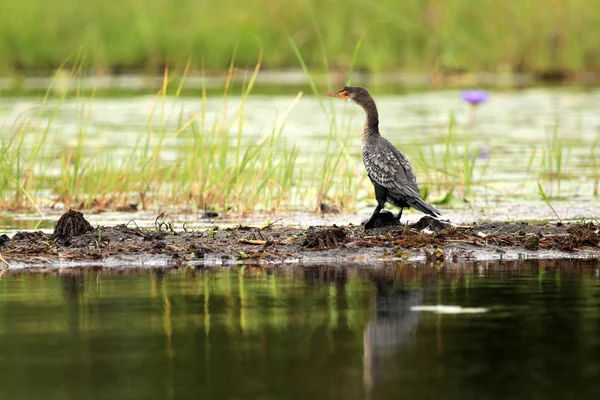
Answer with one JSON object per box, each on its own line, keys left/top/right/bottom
{"left": 0, "top": 51, "right": 367, "bottom": 214}
{"left": 0, "top": 57, "right": 87, "bottom": 213}
{"left": 413, "top": 113, "right": 488, "bottom": 203}
{"left": 592, "top": 136, "right": 600, "bottom": 197}
{"left": 2, "top": 46, "right": 596, "bottom": 217}
{"left": 539, "top": 119, "right": 569, "bottom": 195}
{"left": 290, "top": 33, "right": 363, "bottom": 212}
{"left": 537, "top": 182, "right": 563, "bottom": 223}
{"left": 1, "top": 0, "right": 599, "bottom": 75}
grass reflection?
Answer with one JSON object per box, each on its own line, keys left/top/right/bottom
{"left": 0, "top": 261, "right": 599, "bottom": 399}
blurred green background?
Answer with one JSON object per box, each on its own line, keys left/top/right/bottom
{"left": 0, "top": 0, "right": 598, "bottom": 76}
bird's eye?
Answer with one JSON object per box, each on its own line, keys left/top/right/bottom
{"left": 343, "top": 91, "right": 349, "bottom": 97}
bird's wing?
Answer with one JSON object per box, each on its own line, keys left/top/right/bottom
{"left": 363, "top": 139, "right": 421, "bottom": 199}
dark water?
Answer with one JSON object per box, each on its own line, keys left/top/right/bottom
{"left": 1, "top": 260, "right": 600, "bottom": 400}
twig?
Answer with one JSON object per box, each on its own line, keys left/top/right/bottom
{"left": 0, "top": 253, "right": 11, "bottom": 271}
{"left": 238, "top": 239, "right": 269, "bottom": 245}
{"left": 155, "top": 211, "right": 168, "bottom": 230}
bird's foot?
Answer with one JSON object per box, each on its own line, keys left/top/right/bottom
{"left": 364, "top": 214, "right": 383, "bottom": 230}
{"left": 363, "top": 210, "right": 399, "bottom": 230}
{"left": 364, "top": 219, "right": 376, "bottom": 230}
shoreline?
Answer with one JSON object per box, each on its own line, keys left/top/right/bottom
{"left": 1, "top": 211, "right": 599, "bottom": 270}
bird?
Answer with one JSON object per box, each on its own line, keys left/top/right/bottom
{"left": 325, "top": 86, "right": 442, "bottom": 229}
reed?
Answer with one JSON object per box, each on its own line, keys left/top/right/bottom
{"left": 592, "top": 137, "right": 600, "bottom": 197}
{"left": 290, "top": 33, "right": 363, "bottom": 213}
{"left": 537, "top": 182, "right": 563, "bottom": 223}
{"left": 0, "top": 49, "right": 366, "bottom": 215}
{"left": 412, "top": 113, "right": 489, "bottom": 204}
{"left": 0, "top": 56, "right": 310, "bottom": 214}
{"left": 539, "top": 119, "right": 569, "bottom": 196}
{"left": 1, "top": 48, "right": 595, "bottom": 218}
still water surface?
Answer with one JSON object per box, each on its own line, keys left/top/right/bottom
{"left": 1, "top": 260, "right": 600, "bottom": 399}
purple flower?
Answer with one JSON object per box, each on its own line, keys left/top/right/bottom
{"left": 462, "top": 90, "right": 489, "bottom": 105}
{"left": 468, "top": 149, "right": 489, "bottom": 160}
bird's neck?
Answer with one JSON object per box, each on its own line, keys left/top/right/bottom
{"left": 360, "top": 97, "right": 380, "bottom": 143}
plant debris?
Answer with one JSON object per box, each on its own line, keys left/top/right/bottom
{"left": 1, "top": 211, "right": 599, "bottom": 267}
{"left": 53, "top": 209, "right": 94, "bottom": 239}
{"left": 302, "top": 226, "right": 347, "bottom": 249}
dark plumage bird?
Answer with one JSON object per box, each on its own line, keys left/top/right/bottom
{"left": 326, "top": 86, "right": 442, "bottom": 229}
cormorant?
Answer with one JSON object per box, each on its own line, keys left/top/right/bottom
{"left": 326, "top": 86, "right": 442, "bottom": 229}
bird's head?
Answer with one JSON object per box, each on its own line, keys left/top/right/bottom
{"left": 325, "top": 86, "right": 373, "bottom": 106}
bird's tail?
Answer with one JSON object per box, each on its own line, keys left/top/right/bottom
{"left": 407, "top": 197, "right": 443, "bottom": 218}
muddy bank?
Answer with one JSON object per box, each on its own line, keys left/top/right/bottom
{"left": 1, "top": 210, "right": 599, "bottom": 268}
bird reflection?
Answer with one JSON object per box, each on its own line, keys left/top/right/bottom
{"left": 363, "top": 274, "right": 425, "bottom": 397}
{"left": 61, "top": 273, "right": 85, "bottom": 299}
{"left": 303, "top": 265, "right": 348, "bottom": 284}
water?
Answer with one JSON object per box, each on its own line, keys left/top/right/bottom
{"left": 1, "top": 87, "right": 600, "bottom": 232}
{"left": 2, "top": 260, "right": 600, "bottom": 399}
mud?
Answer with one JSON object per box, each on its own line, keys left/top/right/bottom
{"left": 1, "top": 211, "right": 599, "bottom": 268}
{"left": 53, "top": 210, "right": 94, "bottom": 239}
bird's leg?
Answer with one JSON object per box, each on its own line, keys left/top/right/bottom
{"left": 370, "top": 204, "right": 383, "bottom": 217}
{"left": 395, "top": 208, "right": 404, "bottom": 221}
{"left": 365, "top": 182, "right": 388, "bottom": 230}
{"left": 364, "top": 203, "right": 383, "bottom": 230}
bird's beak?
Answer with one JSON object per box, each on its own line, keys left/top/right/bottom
{"left": 325, "top": 90, "right": 349, "bottom": 100}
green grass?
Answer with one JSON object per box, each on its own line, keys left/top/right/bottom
{"left": 539, "top": 119, "right": 569, "bottom": 192}
{"left": 412, "top": 112, "right": 490, "bottom": 204}
{"left": 0, "top": 57, "right": 365, "bottom": 214}
{"left": 1, "top": 0, "right": 600, "bottom": 76}
{"left": 290, "top": 30, "right": 365, "bottom": 212}
{"left": 3, "top": 71, "right": 598, "bottom": 217}
{"left": 0, "top": 47, "right": 598, "bottom": 217}
{"left": 592, "top": 136, "right": 600, "bottom": 197}
{"left": 537, "top": 182, "right": 563, "bottom": 223}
